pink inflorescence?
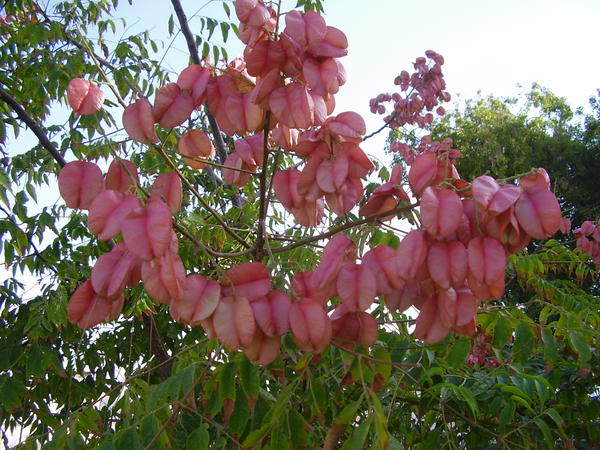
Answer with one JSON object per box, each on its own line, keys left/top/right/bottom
{"left": 370, "top": 50, "right": 450, "bottom": 128}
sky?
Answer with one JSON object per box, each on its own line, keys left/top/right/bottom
{"left": 107, "top": 0, "right": 600, "bottom": 159}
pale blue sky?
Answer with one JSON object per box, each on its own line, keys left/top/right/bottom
{"left": 110, "top": 0, "right": 600, "bottom": 156}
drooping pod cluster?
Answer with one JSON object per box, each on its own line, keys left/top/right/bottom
{"left": 60, "top": 0, "right": 565, "bottom": 363}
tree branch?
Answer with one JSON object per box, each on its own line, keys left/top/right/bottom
{"left": 141, "top": 314, "right": 173, "bottom": 380}
{"left": 153, "top": 144, "right": 251, "bottom": 249}
{"left": 0, "top": 87, "right": 66, "bottom": 167}
{"left": 254, "top": 114, "right": 272, "bottom": 261}
{"left": 271, "top": 202, "right": 419, "bottom": 254}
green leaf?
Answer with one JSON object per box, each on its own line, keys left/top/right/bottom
{"left": 492, "top": 316, "right": 512, "bottom": 347}
{"left": 568, "top": 330, "right": 591, "bottom": 363}
{"left": 228, "top": 387, "right": 250, "bottom": 437}
{"left": 510, "top": 394, "right": 535, "bottom": 414}
{"left": 141, "top": 415, "right": 166, "bottom": 450}
{"left": 498, "top": 401, "right": 515, "bottom": 429}
{"left": 495, "top": 384, "right": 533, "bottom": 404}
{"left": 340, "top": 416, "right": 372, "bottom": 450}
{"left": 220, "top": 22, "right": 229, "bottom": 42}
{"left": 533, "top": 417, "right": 554, "bottom": 449}
{"left": 335, "top": 398, "right": 362, "bottom": 425}
{"left": 186, "top": 425, "right": 209, "bottom": 450}
{"left": 513, "top": 322, "right": 535, "bottom": 364}
{"left": 446, "top": 338, "right": 470, "bottom": 367}
{"left": 238, "top": 355, "right": 259, "bottom": 408}
{"left": 116, "top": 427, "right": 142, "bottom": 450}
{"left": 540, "top": 327, "right": 560, "bottom": 364}
{"left": 287, "top": 410, "right": 307, "bottom": 447}
{"left": 222, "top": 2, "right": 231, "bottom": 18}
{"left": 269, "top": 425, "right": 291, "bottom": 450}
{"left": 219, "top": 362, "right": 236, "bottom": 402}
{"left": 168, "top": 15, "right": 174, "bottom": 35}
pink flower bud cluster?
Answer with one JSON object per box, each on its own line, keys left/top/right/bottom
{"left": 390, "top": 135, "right": 461, "bottom": 166}
{"left": 465, "top": 331, "right": 500, "bottom": 367}
{"left": 571, "top": 220, "right": 600, "bottom": 263}
{"left": 369, "top": 50, "right": 450, "bottom": 128}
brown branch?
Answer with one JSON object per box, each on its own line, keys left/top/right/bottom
{"left": 0, "top": 87, "right": 66, "bottom": 167}
{"left": 332, "top": 342, "right": 421, "bottom": 368}
{"left": 271, "top": 202, "right": 419, "bottom": 254}
{"left": 153, "top": 144, "right": 251, "bottom": 249}
{"left": 362, "top": 111, "right": 398, "bottom": 141}
{"left": 254, "top": 113, "right": 272, "bottom": 261}
{"left": 141, "top": 314, "right": 173, "bottom": 379}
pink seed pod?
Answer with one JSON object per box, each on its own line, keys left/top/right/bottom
{"left": 122, "top": 98, "right": 159, "bottom": 144}
{"left": 220, "top": 262, "right": 271, "bottom": 302}
{"left": 141, "top": 250, "right": 186, "bottom": 304}
{"left": 150, "top": 172, "right": 183, "bottom": 215}
{"left": 331, "top": 310, "right": 378, "bottom": 350}
{"left": 121, "top": 198, "right": 172, "bottom": 261}
{"left": 67, "top": 280, "right": 123, "bottom": 329}
{"left": 336, "top": 263, "right": 377, "bottom": 312}
{"left": 67, "top": 78, "right": 104, "bottom": 115}
{"left": 212, "top": 295, "right": 256, "bottom": 351}
{"left": 170, "top": 274, "right": 221, "bottom": 325}
{"left": 420, "top": 187, "right": 463, "bottom": 237}
{"left": 88, "top": 191, "right": 141, "bottom": 241}
{"left": 105, "top": 159, "right": 138, "bottom": 194}
{"left": 58, "top": 161, "right": 104, "bottom": 210}
{"left": 251, "top": 290, "right": 292, "bottom": 337}
{"left": 244, "top": 328, "right": 281, "bottom": 366}
{"left": 289, "top": 297, "right": 332, "bottom": 353}
{"left": 178, "top": 129, "right": 215, "bottom": 169}
{"left": 467, "top": 237, "right": 506, "bottom": 301}
{"left": 153, "top": 82, "right": 195, "bottom": 128}
{"left": 177, "top": 64, "right": 211, "bottom": 107}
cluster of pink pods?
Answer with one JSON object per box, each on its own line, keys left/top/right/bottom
{"left": 369, "top": 50, "right": 450, "bottom": 128}
{"left": 561, "top": 219, "right": 600, "bottom": 263}
{"left": 60, "top": 0, "right": 566, "bottom": 362}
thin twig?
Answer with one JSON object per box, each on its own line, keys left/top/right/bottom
{"left": 153, "top": 144, "right": 251, "bottom": 249}
{"left": 332, "top": 342, "right": 421, "bottom": 368}
{"left": 362, "top": 111, "right": 398, "bottom": 141}
{"left": 271, "top": 202, "right": 419, "bottom": 254}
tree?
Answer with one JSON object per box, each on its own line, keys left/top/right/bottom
{"left": 421, "top": 85, "right": 600, "bottom": 223}
{"left": 0, "top": 1, "right": 598, "bottom": 449}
